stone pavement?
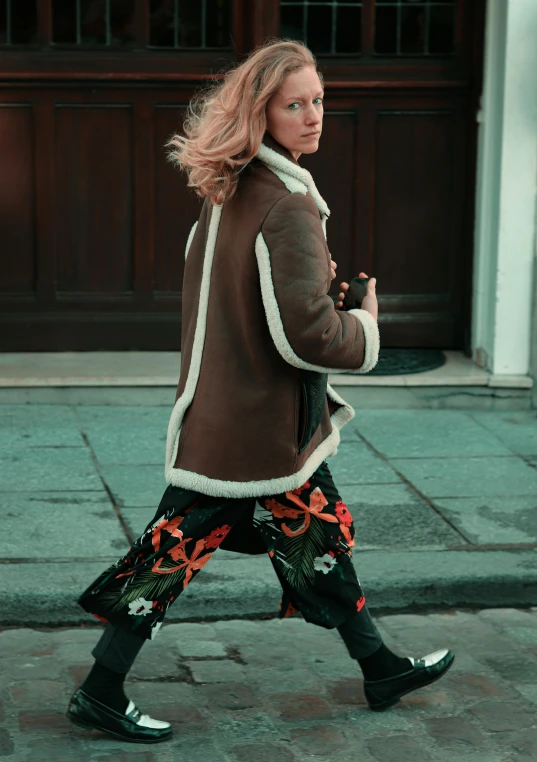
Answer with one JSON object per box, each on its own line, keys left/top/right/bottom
{"left": 2, "top": 608, "right": 537, "bottom": 761}
{"left": 1, "top": 404, "right": 537, "bottom": 625}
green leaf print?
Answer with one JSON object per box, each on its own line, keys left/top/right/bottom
{"left": 98, "top": 565, "right": 187, "bottom": 611}
{"left": 279, "top": 514, "right": 325, "bottom": 589}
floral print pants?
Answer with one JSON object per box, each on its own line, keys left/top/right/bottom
{"left": 78, "top": 460, "right": 366, "bottom": 641}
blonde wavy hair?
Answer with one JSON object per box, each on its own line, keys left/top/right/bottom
{"left": 166, "top": 38, "right": 322, "bottom": 206}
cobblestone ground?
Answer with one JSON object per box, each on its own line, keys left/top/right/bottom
{"left": 2, "top": 608, "right": 537, "bottom": 762}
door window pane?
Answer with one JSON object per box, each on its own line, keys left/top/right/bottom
{"left": 150, "top": 0, "right": 175, "bottom": 47}
{"left": 0, "top": 0, "right": 7, "bottom": 44}
{"left": 53, "top": 0, "right": 77, "bottom": 43}
{"left": 429, "top": 4, "right": 455, "bottom": 54}
{"left": 150, "top": 0, "right": 231, "bottom": 48}
{"left": 1, "top": 0, "right": 38, "bottom": 44}
{"left": 280, "top": 4, "right": 304, "bottom": 41}
{"left": 280, "top": 1, "right": 362, "bottom": 55}
{"left": 53, "top": 0, "right": 135, "bottom": 46}
{"left": 375, "top": 5, "right": 397, "bottom": 55}
{"left": 49, "top": 0, "right": 229, "bottom": 49}
{"left": 336, "top": 5, "right": 361, "bottom": 53}
{"left": 110, "top": 0, "right": 136, "bottom": 45}
{"left": 307, "top": 4, "right": 332, "bottom": 54}
{"left": 375, "top": 0, "right": 456, "bottom": 57}
{"left": 400, "top": 2, "right": 426, "bottom": 55}
{"left": 206, "top": 0, "right": 231, "bottom": 48}
{"left": 80, "top": 0, "right": 107, "bottom": 45}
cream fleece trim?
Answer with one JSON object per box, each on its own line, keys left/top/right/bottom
{"left": 165, "top": 391, "right": 354, "bottom": 498}
{"left": 256, "top": 144, "right": 330, "bottom": 218}
{"left": 255, "top": 232, "right": 379, "bottom": 374}
{"left": 184, "top": 221, "right": 198, "bottom": 261}
{"left": 165, "top": 205, "right": 223, "bottom": 481}
{"left": 346, "top": 308, "right": 381, "bottom": 374}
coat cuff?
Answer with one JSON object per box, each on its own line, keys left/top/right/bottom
{"left": 347, "top": 309, "right": 380, "bottom": 373}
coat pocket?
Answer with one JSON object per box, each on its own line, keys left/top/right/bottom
{"left": 298, "top": 370, "right": 328, "bottom": 454}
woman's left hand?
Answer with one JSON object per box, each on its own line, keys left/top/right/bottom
{"left": 330, "top": 259, "right": 350, "bottom": 310}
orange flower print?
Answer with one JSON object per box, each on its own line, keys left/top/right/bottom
{"left": 152, "top": 538, "right": 212, "bottom": 588}
{"left": 265, "top": 486, "right": 338, "bottom": 537}
{"left": 280, "top": 600, "right": 299, "bottom": 618}
{"left": 151, "top": 515, "right": 184, "bottom": 552}
{"left": 340, "top": 523, "right": 355, "bottom": 551}
{"left": 292, "top": 480, "right": 310, "bottom": 495}
{"left": 204, "top": 524, "right": 232, "bottom": 550}
{"left": 166, "top": 538, "right": 192, "bottom": 562}
{"left": 335, "top": 500, "right": 353, "bottom": 528}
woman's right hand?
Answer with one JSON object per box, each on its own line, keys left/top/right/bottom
{"left": 336, "top": 272, "right": 378, "bottom": 321}
{"left": 359, "top": 273, "right": 378, "bottom": 322}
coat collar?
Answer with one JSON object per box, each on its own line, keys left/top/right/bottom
{"left": 256, "top": 132, "right": 330, "bottom": 218}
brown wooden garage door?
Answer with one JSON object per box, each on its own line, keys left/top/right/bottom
{"left": 0, "top": 0, "right": 485, "bottom": 351}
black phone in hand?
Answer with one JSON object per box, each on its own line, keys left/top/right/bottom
{"left": 330, "top": 276, "right": 370, "bottom": 310}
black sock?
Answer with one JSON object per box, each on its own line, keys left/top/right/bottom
{"left": 80, "top": 661, "right": 130, "bottom": 715}
{"left": 357, "top": 642, "right": 413, "bottom": 682}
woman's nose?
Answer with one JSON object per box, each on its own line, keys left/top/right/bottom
{"left": 305, "top": 105, "right": 321, "bottom": 124}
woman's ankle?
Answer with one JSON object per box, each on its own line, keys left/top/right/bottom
{"left": 357, "top": 642, "right": 413, "bottom": 681}
{"left": 81, "top": 661, "right": 130, "bottom": 714}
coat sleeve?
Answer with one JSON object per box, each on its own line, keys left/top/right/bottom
{"left": 256, "top": 192, "right": 380, "bottom": 374}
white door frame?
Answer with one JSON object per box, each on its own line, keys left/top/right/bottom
{"left": 471, "top": 0, "right": 537, "bottom": 384}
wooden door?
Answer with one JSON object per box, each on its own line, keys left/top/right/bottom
{"left": 0, "top": 0, "right": 484, "bottom": 351}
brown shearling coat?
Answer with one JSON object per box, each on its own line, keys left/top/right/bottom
{"left": 165, "top": 133, "right": 380, "bottom": 498}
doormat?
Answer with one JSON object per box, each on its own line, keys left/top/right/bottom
{"left": 341, "top": 348, "right": 446, "bottom": 376}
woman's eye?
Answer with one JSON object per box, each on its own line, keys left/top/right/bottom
{"left": 314, "top": 98, "right": 324, "bottom": 105}
{"left": 288, "top": 103, "right": 300, "bottom": 110}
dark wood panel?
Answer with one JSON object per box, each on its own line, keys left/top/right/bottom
{"left": 0, "top": 104, "right": 35, "bottom": 294}
{"left": 301, "top": 111, "right": 357, "bottom": 296}
{"left": 153, "top": 104, "right": 202, "bottom": 295}
{"left": 0, "top": 313, "right": 182, "bottom": 351}
{"left": 54, "top": 104, "right": 134, "bottom": 295}
{"left": 374, "top": 108, "right": 462, "bottom": 344}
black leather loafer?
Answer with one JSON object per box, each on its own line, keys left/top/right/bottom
{"left": 364, "top": 648, "right": 455, "bottom": 711}
{"left": 66, "top": 688, "right": 172, "bottom": 743}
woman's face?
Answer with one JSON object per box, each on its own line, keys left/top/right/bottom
{"left": 265, "top": 65, "right": 324, "bottom": 161}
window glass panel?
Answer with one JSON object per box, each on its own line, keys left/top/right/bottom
{"left": 280, "top": 5, "right": 305, "bottom": 42}
{"left": 206, "top": 0, "right": 231, "bottom": 48}
{"left": 53, "top": 0, "right": 78, "bottom": 43}
{"left": 281, "top": 1, "right": 362, "bottom": 54}
{"left": 429, "top": 4, "right": 455, "bottom": 54}
{"left": 150, "top": 0, "right": 230, "bottom": 48}
{"left": 400, "top": 2, "right": 426, "bottom": 55}
{"left": 375, "top": 5, "right": 397, "bottom": 54}
{"left": 307, "top": 4, "right": 332, "bottom": 54}
{"left": 80, "top": 0, "right": 107, "bottom": 45}
{"left": 110, "top": 0, "right": 136, "bottom": 45}
{"left": 178, "top": 0, "right": 202, "bottom": 47}
{"left": 336, "top": 5, "right": 361, "bottom": 53}
{"left": 150, "top": 0, "right": 174, "bottom": 46}
{"left": 0, "top": 0, "right": 7, "bottom": 44}
{"left": 10, "top": 0, "right": 37, "bottom": 43}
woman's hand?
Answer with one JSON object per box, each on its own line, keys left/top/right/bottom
{"left": 332, "top": 264, "right": 378, "bottom": 322}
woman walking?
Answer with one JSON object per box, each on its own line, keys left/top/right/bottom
{"left": 67, "top": 39, "right": 454, "bottom": 744}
